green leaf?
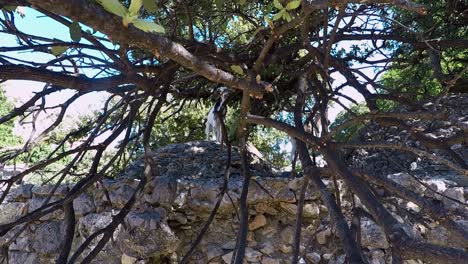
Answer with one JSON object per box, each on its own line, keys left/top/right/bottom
{"left": 96, "top": 0, "right": 127, "bottom": 17}
{"left": 283, "top": 11, "right": 292, "bottom": 22}
{"left": 272, "top": 9, "right": 284, "bottom": 21}
{"left": 3, "top": 5, "right": 17, "bottom": 11}
{"left": 122, "top": 13, "right": 139, "bottom": 27}
{"left": 133, "top": 19, "right": 165, "bottom": 33}
{"left": 69, "top": 21, "right": 82, "bottom": 42}
{"left": 298, "top": 49, "right": 308, "bottom": 57}
{"left": 238, "top": 0, "right": 246, "bottom": 5}
{"left": 215, "top": 0, "right": 224, "bottom": 8}
{"left": 285, "top": 0, "right": 301, "bottom": 10}
{"left": 142, "top": 0, "right": 157, "bottom": 13}
{"left": 230, "top": 65, "right": 244, "bottom": 76}
{"left": 128, "top": 0, "right": 143, "bottom": 15}
{"left": 273, "top": 0, "right": 283, "bottom": 10}
{"left": 51, "top": 46, "right": 68, "bottom": 56}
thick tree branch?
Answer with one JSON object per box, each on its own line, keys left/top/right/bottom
{"left": 23, "top": 0, "right": 270, "bottom": 98}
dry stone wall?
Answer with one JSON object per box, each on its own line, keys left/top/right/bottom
{"left": 0, "top": 140, "right": 466, "bottom": 264}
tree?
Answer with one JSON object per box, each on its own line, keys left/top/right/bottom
{"left": 0, "top": 86, "right": 22, "bottom": 149}
{"left": 0, "top": 0, "right": 467, "bottom": 263}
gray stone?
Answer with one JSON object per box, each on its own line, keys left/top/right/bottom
{"left": 279, "top": 202, "right": 297, "bottom": 215}
{"left": 108, "top": 183, "right": 136, "bottom": 209}
{"left": 144, "top": 177, "right": 178, "bottom": 205}
{"left": 370, "top": 249, "right": 386, "bottom": 264}
{"left": 207, "top": 245, "right": 224, "bottom": 261}
{"left": 306, "top": 252, "right": 321, "bottom": 263}
{"left": 329, "top": 254, "right": 346, "bottom": 264}
{"left": 261, "top": 257, "right": 281, "bottom": 264}
{"left": 287, "top": 178, "right": 304, "bottom": 191}
{"left": 117, "top": 210, "right": 179, "bottom": 259}
{"left": 222, "top": 241, "right": 236, "bottom": 250}
{"left": 258, "top": 241, "right": 275, "bottom": 255}
{"left": 73, "top": 192, "right": 96, "bottom": 216}
{"left": 78, "top": 212, "right": 113, "bottom": 238}
{"left": 0, "top": 202, "right": 27, "bottom": 224}
{"left": 27, "top": 196, "right": 63, "bottom": 220}
{"left": 249, "top": 214, "right": 267, "bottom": 230}
{"left": 316, "top": 228, "right": 331, "bottom": 245}
{"left": 255, "top": 202, "right": 278, "bottom": 216}
{"left": 121, "top": 253, "right": 138, "bottom": 264}
{"left": 9, "top": 231, "right": 32, "bottom": 252}
{"left": 423, "top": 179, "right": 448, "bottom": 199}
{"left": 279, "top": 226, "right": 294, "bottom": 244}
{"left": 244, "top": 248, "right": 262, "bottom": 262}
{"left": 279, "top": 244, "right": 292, "bottom": 254}
{"left": 387, "top": 173, "right": 424, "bottom": 194}
{"left": 442, "top": 187, "right": 465, "bottom": 209}
{"left": 172, "top": 212, "right": 188, "bottom": 224}
{"left": 276, "top": 187, "right": 296, "bottom": 203}
{"left": 7, "top": 184, "right": 33, "bottom": 201}
{"left": 222, "top": 251, "right": 234, "bottom": 263}
{"left": 427, "top": 223, "right": 468, "bottom": 248}
{"left": 361, "top": 219, "right": 389, "bottom": 249}
{"left": 8, "top": 251, "right": 37, "bottom": 264}
{"left": 31, "top": 184, "right": 69, "bottom": 197}
{"left": 32, "top": 221, "right": 64, "bottom": 256}
{"left": 303, "top": 203, "right": 320, "bottom": 218}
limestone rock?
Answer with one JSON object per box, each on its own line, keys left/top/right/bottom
{"left": 258, "top": 241, "right": 275, "bottom": 255}
{"left": 7, "top": 184, "right": 33, "bottom": 202}
{"left": 78, "top": 212, "right": 113, "bottom": 238}
{"left": 442, "top": 187, "right": 465, "bottom": 209}
{"left": 73, "top": 192, "right": 96, "bottom": 216}
{"left": 207, "top": 245, "right": 224, "bottom": 261}
{"left": 108, "top": 182, "right": 137, "bottom": 209}
{"left": 117, "top": 210, "right": 179, "bottom": 259}
{"left": 222, "top": 241, "right": 236, "bottom": 250}
{"left": 32, "top": 221, "right": 64, "bottom": 256}
{"left": 8, "top": 251, "right": 37, "bottom": 264}
{"left": 31, "top": 184, "right": 69, "bottom": 197}
{"left": 370, "top": 249, "right": 386, "bottom": 264}
{"left": 306, "top": 252, "right": 321, "bottom": 263}
{"left": 361, "top": 219, "right": 389, "bottom": 249}
{"left": 121, "top": 253, "right": 138, "bottom": 264}
{"left": 276, "top": 187, "right": 296, "bottom": 203}
{"left": 261, "top": 257, "right": 281, "bottom": 264}
{"left": 279, "top": 244, "right": 292, "bottom": 254}
{"left": 249, "top": 214, "right": 267, "bottom": 230}
{"left": 255, "top": 202, "right": 278, "bottom": 215}
{"left": 279, "top": 226, "right": 295, "bottom": 244}
{"left": 222, "top": 251, "right": 234, "bottom": 263}
{"left": 0, "top": 202, "right": 27, "bottom": 224}
{"left": 303, "top": 203, "right": 320, "bottom": 218}
{"left": 244, "top": 248, "right": 262, "bottom": 262}
{"left": 279, "top": 202, "right": 297, "bottom": 215}
{"left": 387, "top": 173, "right": 424, "bottom": 194}
{"left": 144, "top": 177, "right": 178, "bottom": 205}
{"left": 316, "top": 228, "right": 331, "bottom": 245}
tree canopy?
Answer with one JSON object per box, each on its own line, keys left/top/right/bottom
{"left": 0, "top": 0, "right": 467, "bottom": 263}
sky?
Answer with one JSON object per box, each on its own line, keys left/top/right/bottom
{"left": 1, "top": 6, "right": 383, "bottom": 146}
{"left": 1, "top": 8, "right": 111, "bottom": 141}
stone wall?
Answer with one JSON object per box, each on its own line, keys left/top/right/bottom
{"left": 0, "top": 141, "right": 466, "bottom": 264}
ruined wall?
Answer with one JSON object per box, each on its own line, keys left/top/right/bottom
{"left": 0, "top": 141, "right": 466, "bottom": 264}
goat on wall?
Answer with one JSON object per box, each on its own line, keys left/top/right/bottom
{"left": 205, "top": 87, "right": 230, "bottom": 143}
{"left": 290, "top": 77, "right": 330, "bottom": 170}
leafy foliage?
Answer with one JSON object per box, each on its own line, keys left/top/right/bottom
{"left": 330, "top": 104, "right": 370, "bottom": 142}
{"left": 0, "top": 87, "right": 22, "bottom": 149}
